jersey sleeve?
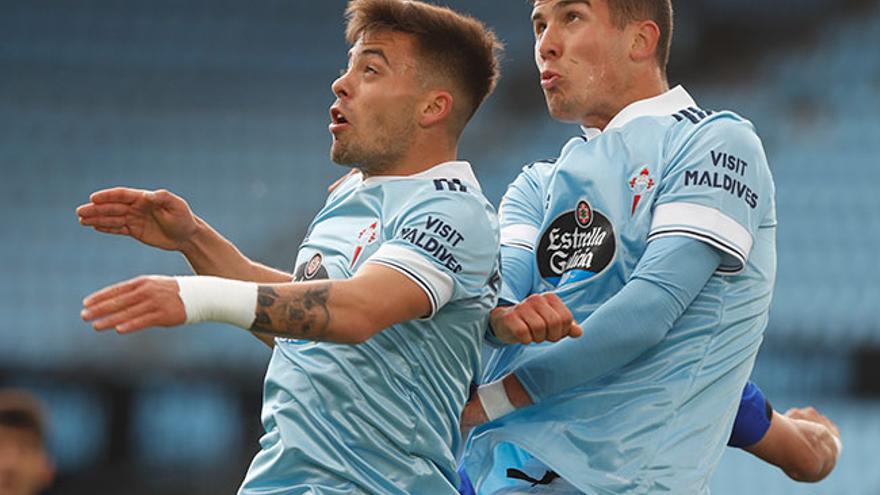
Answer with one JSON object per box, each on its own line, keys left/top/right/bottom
{"left": 497, "top": 162, "right": 552, "bottom": 304}
{"left": 511, "top": 236, "right": 721, "bottom": 403}
{"left": 366, "top": 189, "right": 499, "bottom": 318}
{"left": 650, "top": 116, "right": 773, "bottom": 274}
{"left": 499, "top": 162, "right": 552, "bottom": 253}
{"left": 498, "top": 246, "right": 532, "bottom": 306}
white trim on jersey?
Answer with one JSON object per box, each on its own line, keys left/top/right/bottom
{"left": 366, "top": 243, "right": 455, "bottom": 318}
{"left": 649, "top": 202, "right": 753, "bottom": 274}
{"left": 360, "top": 161, "right": 481, "bottom": 192}
{"left": 501, "top": 224, "right": 540, "bottom": 252}
{"left": 581, "top": 85, "right": 697, "bottom": 139}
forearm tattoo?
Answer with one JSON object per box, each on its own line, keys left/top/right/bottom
{"left": 250, "top": 284, "right": 331, "bottom": 341}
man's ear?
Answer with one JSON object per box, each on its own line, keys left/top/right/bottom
{"left": 629, "top": 20, "right": 661, "bottom": 63}
{"left": 419, "top": 90, "right": 454, "bottom": 128}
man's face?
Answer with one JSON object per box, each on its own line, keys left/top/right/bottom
{"left": 329, "top": 31, "right": 424, "bottom": 173}
{"left": 0, "top": 426, "right": 52, "bottom": 495}
{"left": 531, "top": 0, "right": 631, "bottom": 126}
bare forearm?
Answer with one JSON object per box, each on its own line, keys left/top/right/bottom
{"left": 249, "top": 280, "right": 385, "bottom": 344}
{"left": 462, "top": 374, "right": 533, "bottom": 428}
{"left": 503, "top": 374, "right": 532, "bottom": 408}
{"left": 250, "top": 284, "right": 333, "bottom": 341}
{"left": 181, "top": 218, "right": 290, "bottom": 349}
{"left": 246, "top": 264, "right": 429, "bottom": 345}
{"left": 181, "top": 217, "right": 292, "bottom": 283}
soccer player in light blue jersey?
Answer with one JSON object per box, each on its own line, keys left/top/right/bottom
{"left": 77, "top": 1, "right": 506, "bottom": 493}
{"left": 456, "top": 0, "right": 788, "bottom": 493}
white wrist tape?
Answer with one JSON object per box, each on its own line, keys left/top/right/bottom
{"left": 477, "top": 378, "right": 516, "bottom": 421}
{"left": 175, "top": 276, "right": 258, "bottom": 329}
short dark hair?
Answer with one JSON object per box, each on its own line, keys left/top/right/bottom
{"left": 0, "top": 390, "right": 46, "bottom": 441}
{"left": 530, "top": 0, "right": 673, "bottom": 73}
{"left": 345, "top": 0, "right": 503, "bottom": 133}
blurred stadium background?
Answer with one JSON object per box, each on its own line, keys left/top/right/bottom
{"left": 2, "top": 0, "right": 879, "bottom": 493}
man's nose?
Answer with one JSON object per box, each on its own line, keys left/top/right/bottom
{"left": 332, "top": 71, "right": 351, "bottom": 99}
{"left": 537, "top": 24, "right": 561, "bottom": 61}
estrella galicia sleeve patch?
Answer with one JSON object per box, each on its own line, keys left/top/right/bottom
{"left": 293, "top": 252, "right": 329, "bottom": 282}
{"left": 536, "top": 199, "right": 616, "bottom": 286}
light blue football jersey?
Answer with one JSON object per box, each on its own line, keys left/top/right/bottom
{"left": 239, "top": 161, "right": 500, "bottom": 495}
{"left": 464, "top": 87, "right": 777, "bottom": 494}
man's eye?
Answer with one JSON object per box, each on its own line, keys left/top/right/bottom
{"left": 566, "top": 12, "right": 581, "bottom": 23}
{"left": 365, "top": 66, "right": 377, "bottom": 74}
{"left": 534, "top": 22, "right": 546, "bottom": 36}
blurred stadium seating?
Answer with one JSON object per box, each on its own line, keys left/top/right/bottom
{"left": 1, "top": 0, "right": 878, "bottom": 493}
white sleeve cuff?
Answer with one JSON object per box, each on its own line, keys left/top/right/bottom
{"left": 500, "top": 224, "right": 540, "bottom": 251}
{"left": 649, "top": 202, "right": 753, "bottom": 274}
{"left": 366, "top": 244, "right": 454, "bottom": 318}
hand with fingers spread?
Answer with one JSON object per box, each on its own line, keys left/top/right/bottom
{"left": 490, "top": 293, "right": 583, "bottom": 345}
{"left": 81, "top": 276, "right": 186, "bottom": 333}
{"left": 76, "top": 188, "right": 199, "bottom": 251}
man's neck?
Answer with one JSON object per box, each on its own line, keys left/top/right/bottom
{"left": 362, "top": 142, "right": 458, "bottom": 179}
{"left": 584, "top": 76, "right": 670, "bottom": 131}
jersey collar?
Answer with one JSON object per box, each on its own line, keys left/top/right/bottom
{"left": 581, "top": 85, "right": 697, "bottom": 139}
{"left": 360, "top": 160, "right": 481, "bottom": 191}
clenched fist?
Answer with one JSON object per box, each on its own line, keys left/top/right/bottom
{"left": 490, "top": 293, "right": 582, "bottom": 345}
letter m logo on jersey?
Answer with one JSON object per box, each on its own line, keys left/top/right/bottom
{"left": 433, "top": 178, "right": 468, "bottom": 193}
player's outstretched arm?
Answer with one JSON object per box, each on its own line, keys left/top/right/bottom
{"left": 746, "top": 407, "right": 841, "bottom": 483}
{"left": 81, "top": 264, "right": 430, "bottom": 344}
{"left": 76, "top": 187, "right": 292, "bottom": 284}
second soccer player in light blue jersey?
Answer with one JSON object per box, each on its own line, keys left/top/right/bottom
{"left": 466, "top": 89, "right": 776, "bottom": 494}
{"left": 458, "top": 1, "right": 778, "bottom": 493}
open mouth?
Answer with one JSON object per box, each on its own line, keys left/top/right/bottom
{"left": 329, "top": 107, "right": 350, "bottom": 134}
{"left": 331, "top": 108, "right": 348, "bottom": 124}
